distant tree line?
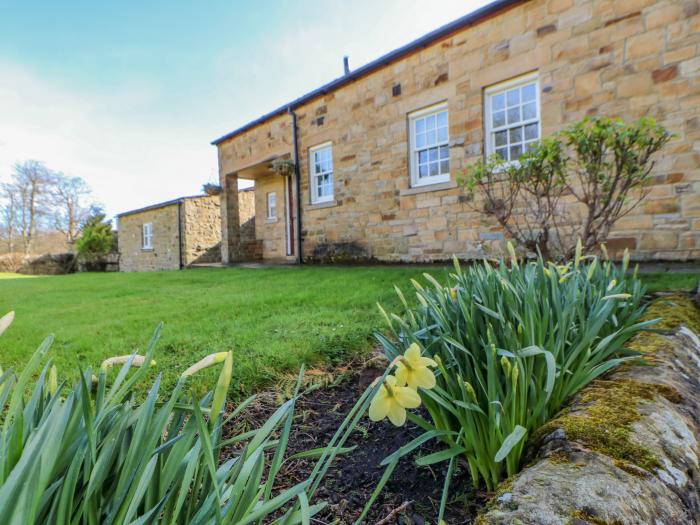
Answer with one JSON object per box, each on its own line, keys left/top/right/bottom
{"left": 0, "top": 160, "right": 101, "bottom": 255}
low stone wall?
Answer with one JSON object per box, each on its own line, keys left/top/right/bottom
{"left": 16, "top": 253, "right": 76, "bottom": 275}
{"left": 478, "top": 296, "right": 700, "bottom": 525}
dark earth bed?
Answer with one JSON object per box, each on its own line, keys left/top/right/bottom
{"left": 222, "top": 363, "right": 487, "bottom": 524}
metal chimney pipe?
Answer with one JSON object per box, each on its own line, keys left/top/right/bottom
{"left": 343, "top": 56, "right": 350, "bottom": 75}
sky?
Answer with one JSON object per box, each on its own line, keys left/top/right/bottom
{"left": 0, "top": 0, "right": 492, "bottom": 217}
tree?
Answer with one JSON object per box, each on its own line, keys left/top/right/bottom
{"left": 11, "top": 160, "right": 55, "bottom": 254}
{"left": 75, "top": 211, "right": 114, "bottom": 260}
{"left": 459, "top": 117, "right": 672, "bottom": 260}
{"left": 0, "top": 183, "right": 18, "bottom": 253}
{"left": 52, "top": 174, "right": 93, "bottom": 244}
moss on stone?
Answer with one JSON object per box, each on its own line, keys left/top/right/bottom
{"left": 569, "top": 509, "right": 623, "bottom": 525}
{"left": 643, "top": 294, "right": 700, "bottom": 333}
{"left": 532, "top": 379, "right": 679, "bottom": 472}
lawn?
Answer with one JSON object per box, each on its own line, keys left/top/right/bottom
{"left": 0, "top": 266, "right": 697, "bottom": 397}
{"left": 0, "top": 266, "right": 435, "bottom": 396}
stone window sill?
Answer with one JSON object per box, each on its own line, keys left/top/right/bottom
{"left": 400, "top": 181, "right": 459, "bottom": 196}
{"left": 141, "top": 248, "right": 154, "bottom": 252}
{"left": 307, "top": 200, "right": 338, "bottom": 210}
{"left": 265, "top": 217, "right": 278, "bottom": 223}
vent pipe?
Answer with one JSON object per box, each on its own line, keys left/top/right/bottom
{"left": 343, "top": 56, "right": 350, "bottom": 75}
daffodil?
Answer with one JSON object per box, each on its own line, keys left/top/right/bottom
{"left": 369, "top": 375, "right": 421, "bottom": 426}
{"left": 394, "top": 343, "right": 438, "bottom": 390}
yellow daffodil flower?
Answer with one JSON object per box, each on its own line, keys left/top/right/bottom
{"left": 369, "top": 375, "right": 421, "bottom": 426}
{"left": 394, "top": 343, "right": 438, "bottom": 390}
{"left": 450, "top": 287, "right": 458, "bottom": 301}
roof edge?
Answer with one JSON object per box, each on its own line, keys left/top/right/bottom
{"left": 116, "top": 194, "right": 213, "bottom": 218}
{"left": 211, "top": 0, "right": 523, "bottom": 146}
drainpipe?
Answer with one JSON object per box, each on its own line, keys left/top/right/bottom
{"left": 177, "top": 200, "right": 184, "bottom": 269}
{"left": 288, "top": 106, "right": 303, "bottom": 264}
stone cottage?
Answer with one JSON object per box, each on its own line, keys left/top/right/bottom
{"left": 213, "top": 0, "right": 700, "bottom": 264}
{"left": 117, "top": 190, "right": 254, "bottom": 272}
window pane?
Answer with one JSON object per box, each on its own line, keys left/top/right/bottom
{"left": 439, "top": 145, "right": 449, "bottom": 159}
{"left": 440, "top": 159, "right": 449, "bottom": 174}
{"left": 522, "top": 102, "right": 537, "bottom": 120}
{"left": 416, "top": 133, "right": 426, "bottom": 148}
{"left": 418, "top": 150, "right": 428, "bottom": 164}
{"left": 429, "top": 162, "right": 438, "bottom": 176}
{"left": 492, "top": 93, "right": 505, "bottom": 111}
{"left": 415, "top": 118, "right": 425, "bottom": 134}
{"left": 427, "top": 129, "right": 437, "bottom": 145}
{"left": 509, "top": 127, "right": 522, "bottom": 143}
{"left": 495, "top": 147, "right": 507, "bottom": 160}
{"left": 437, "top": 126, "right": 448, "bottom": 142}
{"left": 428, "top": 148, "right": 438, "bottom": 162}
{"left": 521, "top": 83, "right": 536, "bottom": 102}
{"left": 525, "top": 123, "right": 538, "bottom": 140}
{"left": 437, "top": 111, "right": 448, "bottom": 128}
{"left": 524, "top": 141, "right": 537, "bottom": 152}
{"left": 510, "top": 145, "right": 522, "bottom": 159}
{"left": 315, "top": 162, "right": 321, "bottom": 174}
{"left": 495, "top": 130, "right": 507, "bottom": 146}
{"left": 507, "top": 107, "right": 520, "bottom": 125}
{"left": 492, "top": 110, "right": 505, "bottom": 127}
{"left": 425, "top": 114, "right": 436, "bottom": 130}
{"left": 419, "top": 164, "right": 428, "bottom": 178}
{"left": 506, "top": 88, "right": 520, "bottom": 107}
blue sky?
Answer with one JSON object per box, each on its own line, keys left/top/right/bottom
{"left": 0, "top": 0, "right": 491, "bottom": 216}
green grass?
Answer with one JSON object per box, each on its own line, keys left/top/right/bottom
{"left": 0, "top": 267, "right": 435, "bottom": 396}
{"left": 0, "top": 267, "right": 697, "bottom": 397}
{"left": 640, "top": 272, "right": 700, "bottom": 293}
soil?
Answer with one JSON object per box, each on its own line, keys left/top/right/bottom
{"left": 222, "top": 362, "right": 487, "bottom": 524}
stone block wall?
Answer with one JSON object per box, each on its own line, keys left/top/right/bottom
{"left": 216, "top": 0, "right": 700, "bottom": 262}
{"left": 118, "top": 204, "right": 181, "bottom": 272}
{"left": 181, "top": 195, "right": 223, "bottom": 265}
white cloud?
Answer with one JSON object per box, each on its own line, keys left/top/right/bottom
{"left": 0, "top": 0, "right": 491, "bottom": 218}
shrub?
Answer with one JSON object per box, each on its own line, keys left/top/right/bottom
{"left": 0, "top": 314, "right": 354, "bottom": 524}
{"left": 76, "top": 212, "right": 114, "bottom": 260}
{"left": 459, "top": 117, "right": 671, "bottom": 260}
{"left": 373, "top": 246, "right": 652, "bottom": 492}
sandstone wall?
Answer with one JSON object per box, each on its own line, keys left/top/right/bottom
{"left": 118, "top": 204, "right": 180, "bottom": 272}
{"left": 182, "top": 195, "right": 222, "bottom": 265}
{"left": 217, "top": 0, "right": 700, "bottom": 263}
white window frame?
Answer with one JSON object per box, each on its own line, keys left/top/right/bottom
{"left": 484, "top": 72, "right": 541, "bottom": 164}
{"left": 408, "top": 102, "right": 450, "bottom": 188}
{"left": 309, "top": 142, "right": 334, "bottom": 204}
{"left": 266, "top": 191, "right": 277, "bottom": 219}
{"left": 142, "top": 223, "right": 153, "bottom": 250}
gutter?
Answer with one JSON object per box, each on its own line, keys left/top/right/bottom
{"left": 289, "top": 107, "right": 303, "bottom": 264}
{"left": 210, "top": 0, "right": 523, "bottom": 146}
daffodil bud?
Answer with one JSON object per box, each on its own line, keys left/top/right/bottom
{"left": 517, "top": 323, "right": 523, "bottom": 336}
{"left": 100, "top": 354, "right": 155, "bottom": 373}
{"left": 603, "top": 293, "right": 632, "bottom": 301}
{"left": 450, "top": 287, "right": 458, "bottom": 301}
{"left": 622, "top": 248, "right": 630, "bottom": 272}
{"left": 464, "top": 381, "right": 476, "bottom": 400}
{"left": 574, "top": 238, "right": 582, "bottom": 268}
{"left": 543, "top": 267, "right": 551, "bottom": 278}
{"left": 511, "top": 363, "right": 519, "bottom": 385}
{"left": 607, "top": 279, "right": 617, "bottom": 291}
{"left": 507, "top": 241, "right": 518, "bottom": 267}
{"left": 500, "top": 356, "right": 511, "bottom": 375}
{"left": 587, "top": 258, "right": 597, "bottom": 280}
{"left": 600, "top": 243, "right": 608, "bottom": 260}
{"left": 48, "top": 365, "right": 58, "bottom": 396}
{"left": 181, "top": 352, "right": 229, "bottom": 378}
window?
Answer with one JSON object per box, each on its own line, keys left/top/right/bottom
{"left": 142, "top": 223, "right": 153, "bottom": 250}
{"left": 409, "top": 102, "right": 450, "bottom": 187}
{"left": 485, "top": 73, "right": 540, "bottom": 163}
{"left": 309, "top": 143, "right": 334, "bottom": 204}
{"left": 267, "top": 192, "right": 277, "bottom": 219}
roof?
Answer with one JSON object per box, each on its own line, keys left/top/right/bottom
{"left": 211, "top": 0, "right": 523, "bottom": 146}
{"left": 116, "top": 194, "right": 210, "bottom": 218}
